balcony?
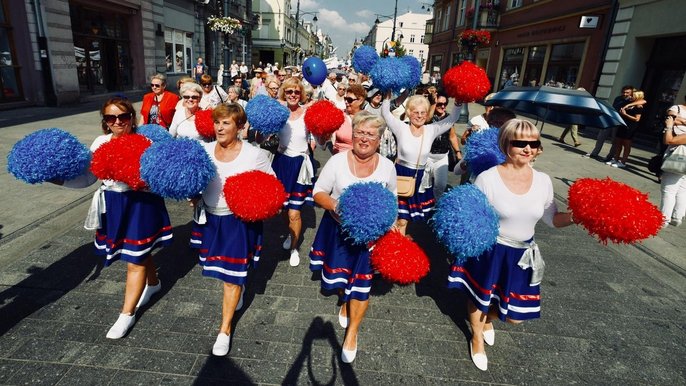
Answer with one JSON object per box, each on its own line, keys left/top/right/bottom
{"left": 424, "top": 19, "right": 434, "bottom": 45}
{"left": 466, "top": 4, "right": 500, "bottom": 30}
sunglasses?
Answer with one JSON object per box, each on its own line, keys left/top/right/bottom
{"left": 150, "top": 83, "right": 163, "bottom": 88}
{"left": 182, "top": 95, "right": 200, "bottom": 100}
{"left": 436, "top": 102, "right": 446, "bottom": 107}
{"left": 344, "top": 97, "right": 358, "bottom": 104}
{"left": 284, "top": 89, "right": 301, "bottom": 96}
{"left": 201, "top": 83, "right": 212, "bottom": 88}
{"left": 510, "top": 140, "right": 541, "bottom": 148}
{"left": 103, "top": 113, "right": 132, "bottom": 124}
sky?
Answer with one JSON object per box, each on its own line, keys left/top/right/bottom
{"left": 294, "top": 0, "right": 433, "bottom": 56}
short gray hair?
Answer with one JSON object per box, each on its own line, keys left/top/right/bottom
{"left": 180, "top": 82, "right": 202, "bottom": 96}
{"left": 352, "top": 111, "right": 386, "bottom": 137}
{"left": 150, "top": 73, "right": 166, "bottom": 84}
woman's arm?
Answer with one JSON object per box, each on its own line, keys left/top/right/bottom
{"left": 664, "top": 116, "right": 686, "bottom": 145}
{"left": 620, "top": 109, "right": 641, "bottom": 123}
{"left": 381, "top": 97, "right": 407, "bottom": 137}
{"left": 553, "top": 212, "right": 575, "bottom": 228}
{"left": 449, "top": 127, "right": 462, "bottom": 160}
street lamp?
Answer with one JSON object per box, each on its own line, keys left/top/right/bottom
{"left": 420, "top": 2, "right": 432, "bottom": 12}
{"left": 293, "top": 0, "right": 318, "bottom": 65}
{"left": 374, "top": 0, "right": 398, "bottom": 41}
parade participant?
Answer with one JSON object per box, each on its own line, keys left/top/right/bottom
{"left": 381, "top": 93, "right": 461, "bottom": 235}
{"left": 332, "top": 84, "right": 366, "bottom": 154}
{"left": 425, "top": 94, "right": 458, "bottom": 198}
{"left": 447, "top": 119, "right": 574, "bottom": 371}
{"left": 60, "top": 97, "right": 173, "bottom": 339}
{"left": 272, "top": 77, "right": 314, "bottom": 266}
{"left": 169, "top": 82, "right": 206, "bottom": 141}
{"left": 174, "top": 76, "right": 196, "bottom": 110}
{"left": 309, "top": 111, "right": 396, "bottom": 363}
{"left": 199, "top": 74, "right": 228, "bottom": 110}
{"left": 139, "top": 73, "right": 179, "bottom": 129}
{"left": 190, "top": 104, "right": 274, "bottom": 356}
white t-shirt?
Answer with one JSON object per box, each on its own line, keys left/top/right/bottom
{"left": 475, "top": 166, "right": 557, "bottom": 242}
{"left": 201, "top": 141, "right": 274, "bottom": 211}
{"left": 313, "top": 151, "right": 397, "bottom": 199}
{"left": 278, "top": 113, "right": 309, "bottom": 154}
{"left": 169, "top": 110, "right": 205, "bottom": 141}
{"left": 381, "top": 99, "right": 460, "bottom": 167}
{"left": 667, "top": 104, "right": 686, "bottom": 135}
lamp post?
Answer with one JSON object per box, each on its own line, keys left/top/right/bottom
{"left": 374, "top": 0, "right": 399, "bottom": 42}
{"left": 293, "top": 0, "right": 318, "bottom": 65}
{"left": 222, "top": 0, "right": 231, "bottom": 88}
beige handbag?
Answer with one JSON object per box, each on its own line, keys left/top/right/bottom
{"left": 396, "top": 132, "right": 424, "bottom": 197}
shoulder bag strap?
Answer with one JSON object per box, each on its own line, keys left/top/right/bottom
{"left": 413, "top": 132, "right": 424, "bottom": 179}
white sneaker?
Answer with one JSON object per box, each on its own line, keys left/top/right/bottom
{"left": 612, "top": 161, "right": 626, "bottom": 168}
{"left": 670, "top": 218, "right": 683, "bottom": 227}
{"left": 605, "top": 159, "right": 616, "bottom": 165}
{"left": 212, "top": 333, "right": 231, "bottom": 356}
{"left": 106, "top": 313, "right": 135, "bottom": 339}
{"left": 289, "top": 250, "right": 300, "bottom": 267}
{"left": 282, "top": 235, "right": 292, "bottom": 250}
{"left": 135, "top": 281, "right": 161, "bottom": 309}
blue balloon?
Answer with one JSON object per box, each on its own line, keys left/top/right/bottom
{"left": 302, "top": 57, "right": 327, "bottom": 86}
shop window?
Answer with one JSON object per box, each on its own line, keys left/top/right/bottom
{"left": 165, "top": 29, "right": 193, "bottom": 74}
{"left": 544, "top": 42, "right": 584, "bottom": 88}
{"left": 522, "top": 46, "right": 546, "bottom": 87}
{"left": 509, "top": 0, "right": 522, "bottom": 9}
{"left": 500, "top": 47, "right": 524, "bottom": 89}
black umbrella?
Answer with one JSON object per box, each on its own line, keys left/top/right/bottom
{"left": 484, "top": 86, "right": 626, "bottom": 130}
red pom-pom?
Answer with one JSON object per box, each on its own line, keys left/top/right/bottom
{"left": 443, "top": 61, "right": 491, "bottom": 103}
{"left": 195, "top": 109, "right": 216, "bottom": 140}
{"left": 223, "top": 170, "right": 287, "bottom": 221}
{"left": 304, "top": 100, "right": 345, "bottom": 137}
{"left": 90, "top": 134, "right": 151, "bottom": 190}
{"left": 370, "top": 230, "right": 430, "bottom": 285}
{"left": 568, "top": 177, "right": 663, "bottom": 244}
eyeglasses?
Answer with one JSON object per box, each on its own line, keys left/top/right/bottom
{"left": 201, "top": 83, "right": 212, "bottom": 88}
{"left": 510, "top": 140, "right": 541, "bottom": 148}
{"left": 352, "top": 131, "right": 379, "bottom": 140}
{"left": 150, "top": 83, "right": 163, "bottom": 88}
{"left": 182, "top": 95, "right": 200, "bottom": 100}
{"left": 268, "top": 86, "right": 280, "bottom": 92}
{"left": 102, "top": 113, "right": 132, "bottom": 125}
{"left": 435, "top": 102, "right": 447, "bottom": 108}
{"left": 337, "top": 87, "right": 347, "bottom": 91}
{"left": 284, "top": 89, "right": 301, "bottom": 96}
{"left": 344, "top": 97, "right": 359, "bottom": 104}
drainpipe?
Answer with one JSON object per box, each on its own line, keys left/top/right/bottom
{"left": 593, "top": 0, "right": 619, "bottom": 98}
{"left": 32, "top": 0, "right": 57, "bottom": 106}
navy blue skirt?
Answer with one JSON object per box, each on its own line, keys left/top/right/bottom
{"left": 94, "top": 190, "right": 173, "bottom": 266}
{"left": 396, "top": 163, "right": 435, "bottom": 221}
{"left": 309, "top": 211, "right": 373, "bottom": 302}
{"left": 271, "top": 152, "right": 313, "bottom": 211}
{"left": 447, "top": 241, "right": 541, "bottom": 321}
{"left": 190, "top": 212, "right": 263, "bottom": 285}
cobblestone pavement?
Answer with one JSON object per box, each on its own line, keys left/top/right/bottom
{"left": 1, "top": 104, "right": 684, "bottom": 385}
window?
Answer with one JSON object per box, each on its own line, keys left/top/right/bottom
{"left": 457, "top": 0, "right": 466, "bottom": 26}
{"left": 0, "top": 2, "right": 21, "bottom": 100}
{"left": 165, "top": 28, "right": 193, "bottom": 74}
{"left": 431, "top": 54, "right": 442, "bottom": 73}
{"left": 410, "top": 34, "right": 415, "bottom": 43}
{"left": 419, "top": 50, "right": 425, "bottom": 61}
{"left": 509, "top": 0, "right": 522, "bottom": 9}
{"left": 444, "top": 5, "right": 451, "bottom": 31}
{"left": 409, "top": 49, "right": 414, "bottom": 56}
{"left": 436, "top": 9, "right": 443, "bottom": 32}
{"left": 420, "top": 35, "right": 425, "bottom": 43}
{"left": 545, "top": 42, "right": 584, "bottom": 88}
{"left": 500, "top": 47, "right": 524, "bottom": 89}
{"left": 399, "top": 22, "right": 404, "bottom": 27}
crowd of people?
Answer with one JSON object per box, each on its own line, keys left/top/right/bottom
{"left": 46, "top": 57, "right": 683, "bottom": 371}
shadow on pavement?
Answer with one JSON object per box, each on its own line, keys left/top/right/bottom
{"left": 191, "top": 355, "right": 255, "bottom": 385}
{"left": 282, "top": 316, "right": 359, "bottom": 385}
{"left": 0, "top": 242, "right": 101, "bottom": 336}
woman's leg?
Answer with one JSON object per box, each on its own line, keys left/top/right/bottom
{"left": 343, "top": 299, "right": 369, "bottom": 351}
{"left": 219, "top": 283, "right": 242, "bottom": 334}
{"left": 661, "top": 173, "right": 681, "bottom": 223}
{"left": 122, "top": 258, "right": 150, "bottom": 315}
{"left": 467, "top": 301, "right": 487, "bottom": 354}
{"left": 620, "top": 139, "right": 632, "bottom": 163}
{"left": 672, "top": 175, "right": 686, "bottom": 222}
{"left": 288, "top": 209, "right": 302, "bottom": 250}
{"left": 395, "top": 218, "right": 409, "bottom": 236}
{"left": 570, "top": 125, "right": 580, "bottom": 145}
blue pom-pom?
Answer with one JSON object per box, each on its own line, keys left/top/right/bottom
{"left": 245, "top": 94, "right": 290, "bottom": 135}
{"left": 352, "top": 46, "right": 379, "bottom": 74}
{"left": 430, "top": 184, "right": 499, "bottom": 263}
{"left": 137, "top": 124, "right": 173, "bottom": 143}
{"left": 464, "top": 127, "right": 505, "bottom": 177}
{"left": 140, "top": 138, "right": 216, "bottom": 200}
{"left": 338, "top": 182, "right": 397, "bottom": 245}
{"left": 7, "top": 128, "right": 91, "bottom": 184}
{"left": 369, "top": 57, "right": 410, "bottom": 94}
{"left": 399, "top": 56, "right": 422, "bottom": 90}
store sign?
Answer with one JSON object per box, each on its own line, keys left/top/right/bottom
{"left": 517, "top": 25, "right": 565, "bottom": 38}
{"left": 579, "top": 16, "right": 599, "bottom": 29}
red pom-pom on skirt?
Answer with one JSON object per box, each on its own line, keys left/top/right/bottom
{"left": 568, "top": 177, "right": 663, "bottom": 244}
{"left": 224, "top": 170, "right": 287, "bottom": 222}
{"left": 370, "top": 230, "right": 430, "bottom": 285}
{"left": 90, "top": 133, "right": 151, "bottom": 190}
{"left": 443, "top": 61, "right": 491, "bottom": 103}
{"left": 195, "top": 109, "right": 216, "bottom": 140}
{"left": 304, "top": 100, "right": 345, "bottom": 138}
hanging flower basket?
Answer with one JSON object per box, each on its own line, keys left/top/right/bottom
{"left": 458, "top": 29, "right": 491, "bottom": 47}
{"left": 207, "top": 16, "right": 242, "bottom": 34}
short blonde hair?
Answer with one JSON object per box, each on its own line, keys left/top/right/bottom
{"left": 278, "top": 77, "right": 306, "bottom": 102}
{"left": 498, "top": 119, "right": 540, "bottom": 154}
{"left": 406, "top": 95, "right": 430, "bottom": 113}
{"left": 633, "top": 90, "right": 645, "bottom": 101}
{"left": 352, "top": 111, "right": 386, "bottom": 137}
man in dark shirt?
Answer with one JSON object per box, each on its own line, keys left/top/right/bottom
{"left": 583, "top": 85, "right": 633, "bottom": 159}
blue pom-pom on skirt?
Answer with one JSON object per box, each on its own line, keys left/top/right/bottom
{"left": 94, "top": 190, "right": 173, "bottom": 266}
{"left": 447, "top": 240, "right": 541, "bottom": 322}
{"left": 396, "top": 163, "right": 435, "bottom": 221}
{"left": 190, "top": 212, "right": 263, "bottom": 285}
{"left": 271, "top": 152, "right": 313, "bottom": 210}
{"left": 338, "top": 182, "right": 397, "bottom": 245}
{"left": 309, "top": 211, "right": 374, "bottom": 302}
{"left": 7, "top": 128, "right": 91, "bottom": 184}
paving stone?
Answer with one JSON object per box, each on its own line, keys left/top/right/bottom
{"left": 4, "top": 362, "right": 71, "bottom": 385}
{"left": 0, "top": 359, "right": 24, "bottom": 384}
{"left": 55, "top": 365, "right": 118, "bottom": 385}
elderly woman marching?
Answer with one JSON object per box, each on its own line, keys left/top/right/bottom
{"left": 59, "top": 97, "right": 173, "bottom": 339}
{"left": 381, "top": 93, "right": 461, "bottom": 235}
{"left": 447, "top": 119, "right": 575, "bottom": 371}
{"left": 309, "top": 111, "right": 397, "bottom": 363}
{"left": 271, "top": 77, "right": 314, "bottom": 267}
{"left": 190, "top": 104, "right": 274, "bottom": 356}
